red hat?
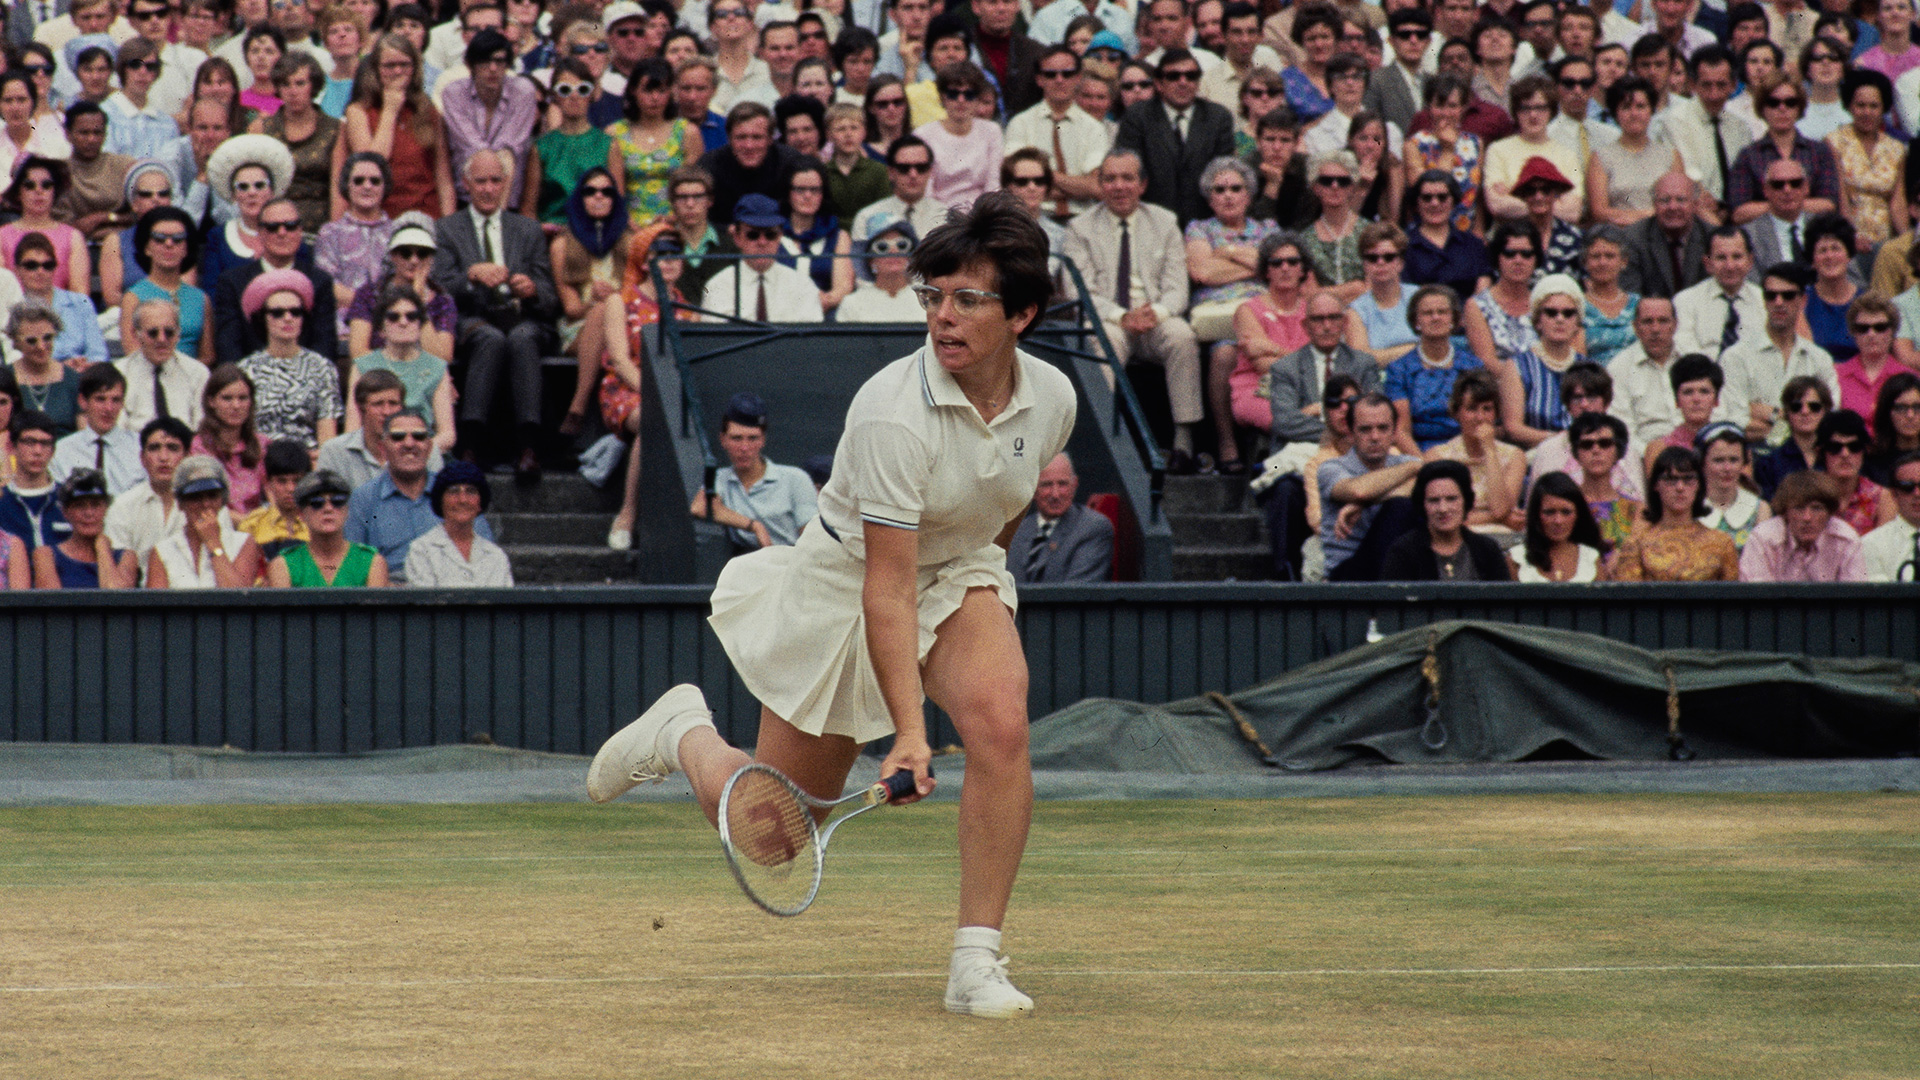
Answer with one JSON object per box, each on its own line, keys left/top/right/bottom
{"left": 1513, "top": 156, "right": 1575, "bottom": 194}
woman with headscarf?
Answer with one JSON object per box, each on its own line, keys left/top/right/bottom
{"left": 98, "top": 159, "right": 179, "bottom": 311}
{"left": 781, "top": 157, "right": 853, "bottom": 314}
{"left": 554, "top": 166, "right": 631, "bottom": 437}
{"left": 198, "top": 133, "right": 296, "bottom": 286}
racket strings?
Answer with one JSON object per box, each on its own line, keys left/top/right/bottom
{"left": 724, "top": 771, "right": 819, "bottom": 908}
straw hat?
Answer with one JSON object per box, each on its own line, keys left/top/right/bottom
{"left": 207, "top": 134, "right": 295, "bottom": 202}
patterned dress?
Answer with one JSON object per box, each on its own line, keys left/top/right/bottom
{"left": 1510, "top": 348, "right": 1586, "bottom": 434}
{"left": 1407, "top": 129, "right": 1483, "bottom": 235}
{"left": 1280, "top": 67, "right": 1333, "bottom": 124}
{"left": 1301, "top": 221, "right": 1362, "bottom": 288}
{"left": 1606, "top": 522, "right": 1741, "bottom": 581}
{"left": 1588, "top": 497, "right": 1643, "bottom": 551}
{"left": 1184, "top": 217, "right": 1280, "bottom": 306}
{"left": 609, "top": 118, "right": 690, "bottom": 229}
{"left": 1835, "top": 475, "right": 1885, "bottom": 537}
{"left": 1582, "top": 293, "right": 1639, "bottom": 368}
{"left": 1826, "top": 126, "right": 1905, "bottom": 248}
{"left": 237, "top": 347, "right": 342, "bottom": 449}
{"left": 1472, "top": 289, "right": 1538, "bottom": 362}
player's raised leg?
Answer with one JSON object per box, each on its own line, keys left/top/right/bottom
{"left": 922, "top": 585, "right": 1036, "bottom": 1020}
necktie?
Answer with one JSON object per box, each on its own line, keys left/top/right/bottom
{"left": 755, "top": 274, "right": 768, "bottom": 322}
{"left": 95, "top": 436, "right": 106, "bottom": 470}
{"left": 1712, "top": 116, "right": 1730, "bottom": 204}
{"left": 1025, "top": 520, "right": 1053, "bottom": 580}
{"left": 1050, "top": 117, "right": 1072, "bottom": 219}
{"left": 1172, "top": 108, "right": 1188, "bottom": 148}
{"left": 1115, "top": 218, "right": 1132, "bottom": 310}
{"left": 1789, "top": 220, "right": 1803, "bottom": 262}
{"left": 152, "top": 363, "right": 170, "bottom": 419}
{"left": 1721, "top": 293, "right": 1741, "bottom": 354}
{"left": 37, "top": 2, "right": 48, "bottom": 22}
{"left": 483, "top": 215, "right": 498, "bottom": 264}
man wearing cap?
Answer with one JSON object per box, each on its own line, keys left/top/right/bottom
{"left": 1003, "top": 46, "right": 1109, "bottom": 221}
{"left": 849, "top": 135, "right": 949, "bottom": 243}
{"left": 837, "top": 215, "right": 922, "bottom": 321}
{"left": 1619, "top": 172, "right": 1711, "bottom": 301}
{"left": 345, "top": 409, "right": 497, "bottom": 583}
{"left": 145, "top": 453, "right": 262, "bottom": 588}
{"left": 1006, "top": 451, "right": 1113, "bottom": 584}
{"left": 688, "top": 391, "right": 818, "bottom": 552}
{"left": 211, "top": 195, "right": 340, "bottom": 366}
{"left": 700, "top": 102, "right": 803, "bottom": 226}
{"left": 708, "top": 0, "right": 776, "bottom": 112}
{"left": 600, "top": 1, "right": 655, "bottom": 98}
{"left": 432, "top": 148, "right": 558, "bottom": 478}
{"left": 117, "top": 299, "right": 209, "bottom": 433}
{"left": 318, "top": 368, "right": 444, "bottom": 490}
{"left": 701, "top": 194, "right": 825, "bottom": 322}
{"left": 51, "top": 364, "right": 143, "bottom": 495}
{"left": 443, "top": 29, "right": 541, "bottom": 207}
{"left": 406, "top": 460, "right": 514, "bottom": 586}
{"left": 272, "top": 469, "right": 391, "bottom": 587}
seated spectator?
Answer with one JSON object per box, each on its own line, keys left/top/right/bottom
{"left": 214, "top": 195, "right": 341, "bottom": 367}
{"left": 687, "top": 392, "right": 819, "bottom": 552}
{"left": 0, "top": 73, "right": 72, "bottom": 199}
{"left": 914, "top": 60, "right": 1002, "bottom": 208}
{"left": 118, "top": 298, "right": 211, "bottom": 435}
{"left": 1268, "top": 290, "right": 1379, "bottom": 450}
{"left": 1467, "top": 224, "right": 1547, "bottom": 376}
{"left": 30, "top": 469, "right": 137, "bottom": 588}
{"left": 1402, "top": 169, "right": 1490, "bottom": 303}
{"left": 239, "top": 25, "right": 288, "bottom": 116}
{"left": 9, "top": 304, "right": 83, "bottom": 435}
{"left": 0, "top": 522, "right": 22, "bottom": 588}
{"left": 3, "top": 158, "right": 90, "bottom": 291}
{"left": 14, "top": 233, "right": 106, "bottom": 370}
{"left": 101, "top": 417, "right": 218, "bottom": 575}
{"left": 1738, "top": 469, "right": 1867, "bottom": 581}
{"left": 781, "top": 159, "right": 854, "bottom": 313}
{"left": 97, "top": 161, "right": 178, "bottom": 314}
{"left": 50, "top": 364, "right": 140, "bottom": 495}
{"left": 172, "top": 95, "right": 242, "bottom": 238}
{"left": 318, "top": 368, "right": 443, "bottom": 491}
{"left": 526, "top": 59, "right": 612, "bottom": 225}
{"left": 1867, "top": 373, "right": 1920, "bottom": 485}
{"left": 1386, "top": 284, "right": 1485, "bottom": 452}
{"left": 103, "top": 38, "right": 182, "bottom": 162}
{"left": 837, "top": 215, "right": 922, "bottom": 322}
{"left": 851, "top": 134, "right": 950, "bottom": 240}
{"left": 1835, "top": 294, "right": 1904, "bottom": 429}
{"left": 1007, "top": 451, "right": 1114, "bottom": 584}
{"left": 1320, "top": 392, "right": 1421, "bottom": 581}
{"left": 699, "top": 102, "right": 802, "bottom": 227}
{"left": 602, "top": 232, "right": 695, "bottom": 550}
{"left": 144, "top": 453, "right": 262, "bottom": 587}
{"left": 199, "top": 134, "right": 296, "bottom": 295}
{"left": 345, "top": 409, "right": 494, "bottom": 583}
{"left": 1260, "top": 373, "right": 1359, "bottom": 580}
{"left": 1585, "top": 75, "right": 1681, "bottom": 227}
{"left": 1672, "top": 226, "right": 1764, "bottom": 361}
{"left": 863, "top": 76, "right": 912, "bottom": 161}
{"left": 1641, "top": 353, "right": 1727, "bottom": 477}
{"left": 1298, "top": 149, "right": 1364, "bottom": 299}
{"left": 608, "top": 57, "right": 703, "bottom": 228}
{"left": 1618, "top": 172, "right": 1710, "bottom": 300}
{"left": 270, "top": 468, "right": 392, "bottom": 586}
{"left": 345, "top": 213, "right": 457, "bottom": 359}
{"left": 1722, "top": 264, "right": 1839, "bottom": 443}
{"left": 441, "top": 30, "right": 540, "bottom": 208}
{"left": 121, "top": 208, "right": 212, "bottom": 364}
{"left": 1861, "top": 450, "right": 1920, "bottom": 581}
{"left": 1380, "top": 459, "right": 1513, "bottom": 581}
{"left": 1215, "top": 232, "right": 1310, "bottom": 466}
{"left": 314, "top": 152, "right": 398, "bottom": 340}
{"left": 1346, "top": 222, "right": 1416, "bottom": 366}
{"left": 1496, "top": 273, "right": 1587, "bottom": 448}
{"left": 1567, "top": 410, "right": 1639, "bottom": 549}
{"left": 236, "top": 438, "right": 313, "bottom": 564}
{"left": 0, "top": 409, "right": 66, "bottom": 550}
{"left": 1606, "top": 446, "right": 1741, "bottom": 581}
{"left": 0, "top": 370, "right": 16, "bottom": 487}
{"left": 551, "top": 167, "right": 632, "bottom": 434}
{"left": 1796, "top": 216, "right": 1861, "bottom": 369}
{"left": 1512, "top": 471, "right": 1607, "bottom": 583}
{"left": 1606, "top": 297, "right": 1693, "bottom": 447}
{"left": 1752, "top": 374, "right": 1832, "bottom": 499}
{"left": 1403, "top": 74, "right": 1483, "bottom": 234}
{"left": 776, "top": 92, "right": 827, "bottom": 158}
{"left": 1527, "top": 362, "right": 1646, "bottom": 504}
{"left": 1348, "top": 111, "right": 1402, "bottom": 225}
{"left": 315, "top": 4, "right": 365, "bottom": 118}
{"left": 823, "top": 101, "right": 891, "bottom": 221}
{"left": 1814, "top": 409, "right": 1897, "bottom": 536}
{"left": 1696, "top": 422, "right": 1771, "bottom": 552}
{"left": 341, "top": 33, "right": 452, "bottom": 220}
{"left": 1578, "top": 228, "right": 1638, "bottom": 368}
{"left": 702, "top": 194, "right": 827, "bottom": 322}
{"left": 235, "top": 270, "right": 340, "bottom": 452}
{"left": 407, "top": 460, "right": 514, "bottom": 586}
{"left": 193, "top": 362, "right": 268, "bottom": 514}
{"left": 349, "top": 286, "right": 455, "bottom": 453}
{"left": 1300, "top": 53, "right": 1386, "bottom": 164}
{"left": 1484, "top": 84, "right": 1584, "bottom": 225}
{"left": 1727, "top": 69, "right": 1842, "bottom": 227}
{"left": 1185, "top": 155, "right": 1277, "bottom": 342}
{"left": 1422, "top": 370, "right": 1525, "bottom": 534}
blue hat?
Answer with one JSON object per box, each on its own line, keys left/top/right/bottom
{"left": 856, "top": 211, "right": 917, "bottom": 244}
{"left": 723, "top": 391, "right": 769, "bottom": 429}
{"left": 800, "top": 453, "right": 833, "bottom": 487}
{"left": 429, "top": 460, "right": 493, "bottom": 517}
{"left": 733, "top": 193, "right": 786, "bottom": 228}
{"left": 1086, "top": 30, "right": 1127, "bottom": 56}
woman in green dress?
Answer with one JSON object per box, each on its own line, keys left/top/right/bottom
{"left": 606, "top": 57, "right": 702, "bottom": 229}
{"left": 265, "top": 469, "right": 390, "bottom": 587}
{"left": 522, "top": 58, "right": 613, "bottom": 225}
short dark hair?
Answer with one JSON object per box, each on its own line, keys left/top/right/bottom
{"left": 77, "top": 362, "right": 127, "bottom": 399}
{"left": 1559, "top": 361, "right": 1612, "bottom": 407}
{"left": 885, "top": 133, "right": 932, "bottom": 167}
{"left": 12, "top": 408, "right": 58, "bottom": 440}
{"left": 1155, "top": 47, "right": 1200, "bottom": 76}
{"left": 831, "top": 25, "right": 880, "bottom": 66}
{"left": 1644, "top": 447, "right": 1708, "bottom": 523}
{"left": 63, "top": 99, "right": 105, "bottom": 131}
{"left": 1036, "top": 44, "right": 1080, "bottom": 74}
{"left": 133, "top": 206, "right": 201, "bottom": 274}
{"left": 354, "top": 367, "right": 406, "bottom": 407}
{"left": 1669, "top": 353, "right": 1723, "bottom": 394}
{"left": 725, "top": 99, "right": 773, "bottom": 133}
{"left": 263, "top": 438, "right": 313, "bottom": 478}
{"left": 1412, "top": 458, "right": 1476, "bottom": 523}
{"left": 1706, "top": 223, "right": 1752, "bottom": 256}
{"left": 1605, "top": 74, "right": 1658, "bottom": 116}
{"left": 1627, "top": 34, "right": 1670, "bottom": 64}
{"left": 140, "top": 416, "right": 194, "bottom": 449}
{"left": 1815, "top": 408, "right": 1872, "bottom": 467}
{"left": 1762, "top": 261, "right": 1815, "bottom": 291}
{"left": 1803, "top": 212, "right": 1857, "bottom": 259}
{"left": 908, "top": 191, "right": 1051, "bottom": 331}
{"left": 1726, "top": 2, "right": 1768, "bottom": 30}
{"left": 1688, "top": 43, "right": 1735, "bottom": 79}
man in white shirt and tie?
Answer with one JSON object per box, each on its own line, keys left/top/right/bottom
{"left": 1861, "top": 452, "right": 1920, "bottom": 581}
{"left": 117, "top": 298, "right": 209, "bottom": 433}
{"left": 1660, "top": 45, "right": 1749, "bottom": 212}
{"left": 702, "top": 194, "right": 826, "bottom": 322}
{"left": 1003, "top": 45, "right": 1108, "bottom": 221}
{"left": 1720, "top": 262, "right": 1840, "bottom": 442}
{"left": 1673, "top": 225, "right": 1767, "bottom": 360}
{"left": 49, "top": 364, "right": 143, "bottom": 495}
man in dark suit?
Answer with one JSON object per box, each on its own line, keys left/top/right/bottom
{"left": 1112, "top": 49, "right": 1235, "bottom": 226}
{"left": 432, "top": 147, "right": 559, "bottom": 480}
{"left": 1618, "top": 172, "right": 1711, "bottom": 299}
{"left": 1268, "top": 293, "right": 1382, "bottom": 446}
{"left": 212, "top": 197, "right": 339, "bottom": 367}
{"left": 969, "top": 0, "right": 1044, "bottom": 116}
{"left": 1007, "top": 452, "right": 1114, "bottom": 584}
{"left": 698, "top": 101, "right": 803, "bottom": 226}
{"left": 1362, "top": 7, "right": 1429, "bottom": 136}
{"left": 7, "top": 0, "right": 65, "bottom": 48}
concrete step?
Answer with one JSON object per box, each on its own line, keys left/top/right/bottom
{"left": 501, "top": 544, "right": 641, "bottom": 584}
{"left": 491, "top": 512, "right": 615, "bottom": 547}
{"left": 1160, "top": 472, "right": 1249, "bottom": 515}
{"left": 487, "top": 472, "right": 623, "bottom": 514}
{"left": 1171, "top": 544, "right": 1273, "bottom": 582}
{"left": 1167, "top": 510, "right": 1265, "bottom": 547}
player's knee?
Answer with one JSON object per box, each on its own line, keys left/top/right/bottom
{"left": 956, "top": 698, "right": 1028, "bottom": 767}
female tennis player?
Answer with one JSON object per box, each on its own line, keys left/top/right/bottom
{"left": 588, "top": 191, "right": 1073, "bottom": 1020}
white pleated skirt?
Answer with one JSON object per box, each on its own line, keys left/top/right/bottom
{"left": 707, "top": 522, "right": 1017, "bottom": 744}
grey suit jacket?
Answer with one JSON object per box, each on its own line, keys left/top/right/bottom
{"left": 1268, "top": 343, "right": 1382, "bottom": 445}
{"left": 430, "top": 208, "right": 560, "bottom": 324}
{"left": 1741, "top": 214, "right": 1800, "bottom": 283}
{"left": 1361, "top": 63, "right": 1421, "bottom": 137}
{"left": 1111, "top": 98, "right": 1237, "bottom": 226}
{"left": 1007, "top": 501, "right": 1114, "bottom": 584}
{"left": 7, "top": 0, "right": 65, "bottom": 48}
{"left": 1060, "top": 202, "right": 1190, "bottom": 322}
{"left": 1618, "top": 216, "right": 1709, "bottom": 299}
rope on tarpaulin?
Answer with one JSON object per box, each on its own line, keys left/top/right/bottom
{"left": 1420, "top": 628, "right": 1448, "bottom": 751}
{"left": 1664, "top": 663, "right": 1695, "bottom": 761}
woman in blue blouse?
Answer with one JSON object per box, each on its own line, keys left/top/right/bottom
{"left": 1385, "top": 283, "right": 1486, "bottom": 451}
{"left": 1280, "top": 5, "right": 1341, "bottom": 124}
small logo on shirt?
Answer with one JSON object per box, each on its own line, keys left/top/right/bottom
{"left": 1013, "top": 437, "right": 1025, "bottom": 457}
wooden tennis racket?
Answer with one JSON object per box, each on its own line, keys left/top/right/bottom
{"left": 717, "top": 764, "right": 922, "bottom": 917}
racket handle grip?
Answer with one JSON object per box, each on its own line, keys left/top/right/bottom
{"left": 881, "top": 770, "right": 920, "bottom": 800}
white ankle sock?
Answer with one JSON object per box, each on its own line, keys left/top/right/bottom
{"left": 952, "top": 925, "right": 1003, "bottom": 964}
{"left": 656, "top": 708, "right": 715, "bottom": 772}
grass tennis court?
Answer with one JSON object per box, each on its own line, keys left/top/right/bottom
{"left": 3, "top": 792, "right": 1916, "bottom": 1079}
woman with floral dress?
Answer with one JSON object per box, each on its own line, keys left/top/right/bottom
{"left": 1826, "top": 69, "right": 1906, "bottom": 249}
{"left": 1404, "top": 74, "right": 1482, "bottom": 235}
{"left": 607, "top": 58, "right": 702, "bottom": 230}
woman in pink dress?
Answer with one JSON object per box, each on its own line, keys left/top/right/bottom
{"left": 911, "top": 61, "right": 1001, "bottom": 209}
{"left": 0, "top": 157, "right": 87, "bottom": 292}
{"left": 1222, "top": 232, "right": 1312, "bottom": 435}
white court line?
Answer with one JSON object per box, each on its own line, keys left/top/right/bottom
{"left": 3, "top": 962, "right": 1915, "bottom": 995}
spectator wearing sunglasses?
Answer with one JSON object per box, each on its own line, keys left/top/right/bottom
{"left": 1813, "top": 408, "right": 1898, "bottom": 536}
{"left": 1752, "top": 374, "right": 1832, "bottom": 500}
{"left": 838, "top": 213, "right": 922, "bottom": 322}
{"left": 235, "top": 267, "right": 340, "bottom": 451}
{"left": 271, "top": 467, "right": 391, "bottom": 586}
{"left": 1726, "top": 69, "right": 1842, "bottom": 227}
{"left": 213, "top": 194, "right": 341, "bottom": 367}
{"left": 3, "top": 156, "right": 88, "bottom": 291}
{"left": 118, "top": 296, "right": 211, "bottom": 434}
{"left": 344, "top": 408, "right": 490, "bottom": 583}
{"left": 314, "top": 152, "right": 394, "bottom": 338}
{"left": 701, "top": 193, "right": 825, "bottom": 322}
{"left": 318, "top": 367, "right": 440, "bottom": 490}
{"left": 349, "top": 284, "right": 455, "bottom": 452}
{"left": 1861, "top": 449, "right": 1920, "bottom": 580}
{"left": 1003, "top": 46, "right": 1109, "bottom": 221}
{"left": 0, "top": 72, "right": 71, "bottom": 204}
{"left": 911, "top": 60, "right": 1002, "bottom": 207}
{"left": 850, "top": 133, "right": 948, "bottom": 241}
{"left": 1115, "top": 50, "right": 1237, "bottom": 227}
{"left": 1722, "top": 262, "right": 1840, "bottom": 444}
{"left": 101, "top": 37, "right": 182, "bottom": 161}
{"left": 12, "top": 230, "right": 105, "bottom": 370}
{"left": 528, "top": 59, "right": 614, "bottom": 225}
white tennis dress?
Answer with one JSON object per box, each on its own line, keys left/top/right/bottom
{"left": 708, "top": 341, "right": 1077, "bottom": 743}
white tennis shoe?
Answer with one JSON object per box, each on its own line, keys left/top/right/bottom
{"left": 945, "top": 953, "right": 1035, "bottom": 1019}
{"left": 586, "top": 684, "right": 710, "bottom": 802}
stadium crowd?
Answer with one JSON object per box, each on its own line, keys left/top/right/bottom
{"left": 0, "top": 0, "right": 1918, "bottom": 589}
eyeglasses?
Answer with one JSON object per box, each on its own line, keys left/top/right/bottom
{"left": 1891, "top": 402, "right": 1920, "bottom": 416}
{"left": 132, "top": 7, "right": 172, "bottom": 21}
{"left": 16, "top": 178, "right": 53, "bottom": 191}
{"left": 1210, "top": 183, "right": 1246, "bottom": 194}
{"left": 1008, "top": 175, "right": 1049, "bottom": 188}
{"left": 1306, "top": 313, "right": 1346, "bottom": 324}
{"left": 134, "top": 185, "right": 173, "bottom": 199}
{"left": 1824, "top": 438, "right": 1865, "bottom": 454}
{"left": 552, "top": 82, "right": 595, "bottom": 97}
{"left": 386, "top": 430, "right": 432, "bottom": 443}
{"left": 392, "top": 246, "right": 434, "bottom": 260}
{"left": 20, "top": 64, "right": 53, "bottom": 76}
{"left": 873, "top": 96, "right": 907, "bottom": 109}
{"left": 260, "top": 219, "right": 302, "bottom": 233}
{"left": 1575, "top": 437, "right": 1617, "bottom": 451}
{"left": 1786, "top": 399, "right": 1827, "bottom": 413}
{"left": 1393, "top": 28, "right": 1431, "bottom": 40}
{"left": 941, "top": 87, "right": 981, "bottom": 101}
{"left": 1853, "top": 321, "right": 1893, "bottom": 334}
{"left": 1540, "top": 306, "right": 1580, "bottom": 319}
{"left": 379, "top": 59, "right": 415, "bottom": 71}
{"left": 911, "top": 283, "right": 1002, "bottom": 315}
{"left": 1267, "top": 255, "right": 1304, "bottom": 267}
{"left": 15, "top": 332, "right": 52, "bottom": 346}
{"left": 1243, "top": 86, "right": 1281, "bottom": 99}
{"left": 384, "top": 309, "right": 422, "bottom": 324}
{"left": 16, "top": 259, "right": 54, "bottom": 271}
{"left": 868, "top": 236, "right": 913, "bottom": 255}
{"left": 304, "top": 493, "right": 350, "bottom": 509}
{"left": 710, "top": 6, "right": 749, "bottom": 18}
{"left": 149, "top": 231, "right": 188, "bottom": 245}
{"left": 1559, "top": 76, "right": 1596, "bottom": 89}
{"left": 232, "top": 179, "right": 272, "bottom": 193}
{"left": 1418, "top": 191, "right": 1453, "bottom": 204}
{"left": 1314, "top": 175, "right": 1353, "bottom": 188}
{"left": 1362, "top": 251, "right": 1401, "bottom": 263}
{"left": 1766, "top": 177, "right": 1806, "bottom": 190}
{"left": 737, "top": 226, "right": 780, "bottom": 242}
{"left": 582, "top": 184, "right": 617, "bottom": 197}
{"left": 1890, "top": 478, "right": 1920, "bottom": 493}
{"left": 128, "top": 59, "right": 163, "bottom": 72}
{"left": 1760, "top": 286, "right": 1808, "bottom": 304}
{"left": 264, "top": 305, "right": 305, "bottom": 319}
{"left": 143, "top": 326, "right": 178, "bottom": 340}
{"left": 1500, "top": 247, "right": 1537, "bottom": 259}
{"left": 1119, "top": 80, "right": 1155, "bottom": 91}
{"left": 1763, "top": 95, "right": 1803, "bottom": 109}
{"left": 570, "top": 42, "right": 610, "bottom": 54}
{"left": 1159, "top": 68, "right": 1201, "bottom": 82}
{"left": 891, "top": 160, "right": 932, "bottom": 173}
{"left": 1037, "top": 67, "right": 1078, "bottom": 80}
